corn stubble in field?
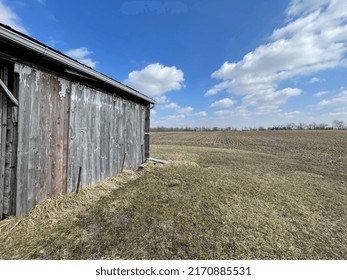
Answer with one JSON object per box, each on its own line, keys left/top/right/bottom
{"left": 0, "top": 131, "right": 346, "bottom": 259}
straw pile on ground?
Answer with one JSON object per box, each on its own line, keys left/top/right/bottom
{"left": 0, "top": 170, "right": 141, "bottom": 259}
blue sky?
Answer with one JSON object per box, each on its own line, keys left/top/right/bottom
{"left": 1, "top": 0, "right": 347, "bottom": 128}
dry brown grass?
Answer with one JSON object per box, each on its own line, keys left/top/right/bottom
{"left": 0, "top": 170, "right": 141, "bottom": 259}
{"left": 0, "top": 131, "right": 346, "bottom": 259}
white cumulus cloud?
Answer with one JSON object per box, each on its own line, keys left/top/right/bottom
{"left": 314, "top": 91, "right": 329, "bottom": 97}
{"left": 161, "top": 102, "right": 179, "bottom": 110}
{"left": 124, "top": 63, "right": 184, "bottom": 97}
{"left": 194, "top": 111, "right": 208, "bottom": 117}
{"left": 0, "top": 1, "right": 28, "bottom": 34}
{"left": 177, "top": 106, "right": 193, "bottom": 114}
{"left": 64, "top": 47, "right": 97, "bottom": 69}
{"left": 282, "top": 111, "right": 304, "bottom": 118}
{"left": 318, "top": 90, "right": 347, "bottom": 107}
{"left": 161, "top": 101, "right": 194, "bottom": 114}
{"left": 213, "top": 106, "right": 251, "bottom": 118}
{"left": 165, "top": 114, "right": 185, "bottom": 121}
{"left": 307, "top": 77, "right": 322, "bottom": 84}
{"left": 286, "top": 0, "right": 331, "bottom": 18}
{"left": 206, "top": 0, "right": 347, "bottom": 112}
{"left": 154, "top": 96, "right": 170, "bottom": 104}
{"left": 211, "top": 98, "right": 235, "bottom": 108}
{"left": 328, "top": 111, "right": 347, "bottom": 116}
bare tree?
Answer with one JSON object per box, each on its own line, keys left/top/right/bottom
{"left": 317, "top": 123, "right": 328, "bottom": 130}
{"left": 297, "top": 122, "right": 306, "bottom": 130}
{"left": 332, "top": 120, "right": 345, "bottom": 130}
{"left": 285, "top": 123, "right": 296, "bottom": 130}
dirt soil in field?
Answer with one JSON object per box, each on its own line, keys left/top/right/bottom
{"left": 0, "top": 131, "right": 346, "bottom": 259}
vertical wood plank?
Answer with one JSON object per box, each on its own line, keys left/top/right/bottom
{"left": 0, "top": 71, "right": 6, "bottom": 218}
{"left": 104, "top": 94, "right": 111, "bottom": 177}
{"left": 144, "top": 104, "right": 150, "bottom": 159}
{"left": 128, "top": 101, "right": 135, "bottom": 169}
{"left": 39, "top": 72, "right": 50, "bottom": 202}
{"left": 9, "top": 72, "right": 19, "bottom": 215}
{"left": 114, "top": 97, "right": 121, "bottom": 174}
{"left": 16, "top": 65, "right": 32, "bottom": 215}
{"left": 122, "top": 100, "right": 127, "bottom": 170}
{"left": 140, "top": 105, "right": 145, "bottom": 162}
{"left": 4, "top": 84, "right": 14, "bottom": 216}
{"left": 0, "top": 94, "right": 3, "bottom": 218}
{"left": 67, "top": 83, "right": 77, "bottom": 193}
{"left": 99, "top": 91, "right": 106, "bottom": 180}
{"left": 85, "top": 88, "right": 92, "bottom": 186}
{"left": 27, "top": 69, "right": 40, "bottom": 212}
{"left": 94, "top": 91, "right": 101, "bottom": 183}
{"left": 68, "top": 83, "right": 82, "bottom": 192}
{"left": 108, "top": 95, "right": 115, "bottom": 175}
{"left": 62, "top": 80, "right": 70, "bottom": 194}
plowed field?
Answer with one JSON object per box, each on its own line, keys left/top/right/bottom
{"left": 151, "top": 130, "right": 347, "bottom": 174}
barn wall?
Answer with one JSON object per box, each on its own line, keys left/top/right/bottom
{"left": 67, "top": 83, "right": 145, "bottom": 192}
{"left": 16, "top": 65, "right": 70, "bottom": 215}
{"left": 15, "top": 64, "right": 146, "bottom": 215}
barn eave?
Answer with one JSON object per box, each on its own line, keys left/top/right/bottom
{"left": 0, "top": 23, "right": 155, "bottom": 105}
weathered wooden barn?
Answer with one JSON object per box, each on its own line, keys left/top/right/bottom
{"left": 0, "top": 24, "right": 155, "bottom": 218}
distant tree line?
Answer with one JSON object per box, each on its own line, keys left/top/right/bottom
{"left": 151, "top": 120, "right": 347, "bottom": 132}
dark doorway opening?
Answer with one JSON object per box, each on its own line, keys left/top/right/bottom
{"left": 0, "top": 59, "right": 18, "bottom": 219}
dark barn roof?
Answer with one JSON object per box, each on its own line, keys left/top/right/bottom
{"left": 0, "top": 23, "right": 155, "bottom": 105}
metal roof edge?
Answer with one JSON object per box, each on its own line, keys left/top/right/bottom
{"left": 0, "top": 24, "right": 155, "bottom": 104}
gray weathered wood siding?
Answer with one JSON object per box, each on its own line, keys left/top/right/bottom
{"left": 15, "top": 64, "right": 146, "bottom": 215}
{"left": 16, "top": 65, "right": 70, "bottom": 215}
{"left": 67, "top": 83, "right": 146, "bottom": 193}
